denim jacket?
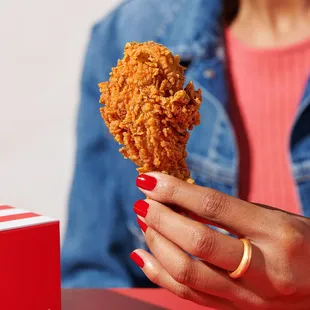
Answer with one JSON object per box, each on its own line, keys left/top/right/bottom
{"left": 61, "top": 0, "right": 310, "bottom": 288}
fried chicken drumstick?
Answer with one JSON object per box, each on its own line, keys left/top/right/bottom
{"left": 99, "top": 41, "right": 202, "bottom": 181}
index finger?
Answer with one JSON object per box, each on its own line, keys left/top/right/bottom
{"left": 136, "top": 173, "right": 272, "bottom": 237}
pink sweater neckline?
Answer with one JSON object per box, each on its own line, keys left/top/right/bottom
{"left": 226, "top": 29, "right": 310, "bottom": 214}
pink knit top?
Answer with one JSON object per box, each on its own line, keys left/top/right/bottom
{"left": 226, "top": 29, "right": 310, "bottom": 214}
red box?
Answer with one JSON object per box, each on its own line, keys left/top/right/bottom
{"left": 0, "top": 205, "right": 61, "bottom": 310}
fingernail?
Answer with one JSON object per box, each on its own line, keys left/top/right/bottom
{"left": 134, "top": 200, "right": 149, "bottom": 218}
{"left": 137, "top": 217, "right": 148, "bottom": 233}
{"left": 136, "top": 174, "right": 157, "bottom": 191}
{"left": 130, "top": 252, "right": 144, "bottom": 268}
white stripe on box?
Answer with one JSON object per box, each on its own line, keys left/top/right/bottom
{"left": 0, "top": 216, "right": 57, "bottom": 231}
{"left": 0, "top": 208, "right": 29, "bottom": 217}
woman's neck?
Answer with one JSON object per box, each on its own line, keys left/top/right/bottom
{"left": 230, "top": 0, "right": 310, "bottom": 47}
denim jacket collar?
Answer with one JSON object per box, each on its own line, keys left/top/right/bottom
{"left": 158, "top": 0, "right": 223, "bottom": 60}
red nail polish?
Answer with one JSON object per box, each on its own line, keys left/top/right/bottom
{"left": 134, "top": 200, "right": 149, "bottom": 218}
{"left": 137, "top": 217, "right": 148, "bottom": 233}
{"left": 130, "top": 252, "right": 144, "bottom": 268}
{"left": 136, "top": 174, "right": 157, "bottom": 191}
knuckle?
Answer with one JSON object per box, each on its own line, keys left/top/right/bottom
{"left": 174, "top": 284, "right": 191, "bottom": 300}
{"left": 198, "top": 190, "right": 228, "bottom": 220}
{"left": 146, "top": 230, "right": 160, "bottom": 249}
{"left": 236, "top": 290, "right": 271, "bottom": 309}
{"left": 158, "top": 176, "right": 181, "bottom": 202}
{"left": 190, "top": 228, "right": 215, "bottom": 258}
{"left": 253, "top": 298, "right": 271, "bottom": 309}
{"left": 166, "top": 179, "right": 181, "bottom": 202}
{"left": 147, "top": 268, "right": 161, "bottom": 286}
{"left": 151, "top": 210, "right": 163, "bottom": 232}
{"left": 273, "top": 274, "right": 297, "bottom": 296}
{"left": 277, "top": 217, "right": 306, "bottom": 254}
{"left": 170, "top": 258, "right": 193, "bottom": 285}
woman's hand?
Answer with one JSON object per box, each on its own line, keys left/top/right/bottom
{"left": 130, "top": 173, "right": 310, "bottom": 309}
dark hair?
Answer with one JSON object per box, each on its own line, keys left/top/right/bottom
{"left": 222, "top": 0, "right": 240, "bottom": 25}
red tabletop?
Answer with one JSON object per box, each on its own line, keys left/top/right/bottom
{"left": 62, "top": 288, "right": 210, "bottom": 309}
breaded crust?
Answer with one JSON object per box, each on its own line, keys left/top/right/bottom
{"left": 99, "top": 41, "right": 202, "bottom": 181}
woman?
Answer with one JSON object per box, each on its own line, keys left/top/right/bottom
{"left": 61, "top": 0, "right": 310, "bottom": 308}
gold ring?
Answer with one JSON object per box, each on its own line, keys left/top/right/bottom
{"left": 229, "top": 238, "right": 252, "bottom": 279}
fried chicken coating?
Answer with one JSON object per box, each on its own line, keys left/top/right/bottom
{"left": 99, "top": 41, "right": 202, "bottom": 181}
